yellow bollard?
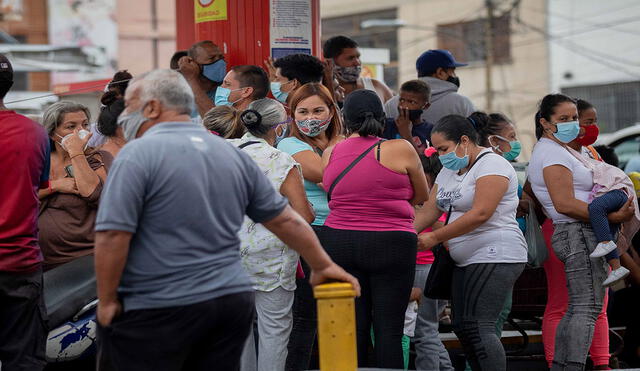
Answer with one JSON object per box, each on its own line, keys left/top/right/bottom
{"left": 314, "top": 282, "right": 358, "bottom": 371}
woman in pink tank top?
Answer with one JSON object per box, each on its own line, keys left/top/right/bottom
{"left": 317, "top": 90, "right": 428, "bottom": 368}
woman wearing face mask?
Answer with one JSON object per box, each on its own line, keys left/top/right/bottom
{"left": 575, "top": 99, "right": 601, "bottom": 159}
{"left": 38, "top": 102, "right": 110, "bottom": 270}
{"left": 528, "top": 94, "right": 635, "bottom": 371}
{"left": 464, "top": 111, "right": 527, "bottom": 368}
{"left": 277, "top": 82, "right": 343, "bottom": 371}
{"left": 539, "top": 98, "right": 633, "bottom": 370}
{"left": 414, "top": 114, "right": 527, "bottom": 371}
{"left": 227, "top": 98, "right": 314, "bottom": 371}
{"left": 318, "top": 90, "right": 428, "bottom": 368}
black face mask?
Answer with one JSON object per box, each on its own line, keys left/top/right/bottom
{"left": 447, "top": 75, "right": 460, "bottom": 88}
{"left": 408, "top": 109, "right": 423, "bottom": 121}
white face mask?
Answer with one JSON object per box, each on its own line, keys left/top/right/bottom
{"left": 56, "top": 129, "right": 91, "bottom": 152}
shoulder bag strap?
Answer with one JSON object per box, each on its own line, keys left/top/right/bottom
{"left": 327, "top": 139, "right": 385, "bottom": 202}
{"left": 470, "top": 151, "right": 493, "bottom": 169}
{"left": 446, "top": 150, "right": 495, "bottom": 211}
{"left": 586, "top": 145, "right": 602, "bottom": 161}
{"left": 443, "top": 205, "right": 453, "bottom": 225}
{"left": 238, "top": 141, "right": 260, "bottom": 149}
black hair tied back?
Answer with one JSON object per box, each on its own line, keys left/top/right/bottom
{"left": 241, "top": 109, "right": 262, "bottom": 130}
{"left": 354, "top": 111, "right": 384, "bottom": 137}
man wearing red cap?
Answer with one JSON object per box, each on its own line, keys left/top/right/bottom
{"left": 0, "top": 54, "right": 50, "bottom": 370}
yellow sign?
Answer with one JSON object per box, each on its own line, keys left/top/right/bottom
{"left": 195, "top": 0, "right": 227, "bottom": 24}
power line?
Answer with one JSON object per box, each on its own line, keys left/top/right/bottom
{"left": 521, "top": 3, "right": 640, "bottom": 37}
{"left": 513, "top": 18, "right": 640, "bottom": 79}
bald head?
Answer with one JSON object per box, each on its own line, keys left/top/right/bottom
{"left": 188, "top": 40, "right": 224, "bottom": 65}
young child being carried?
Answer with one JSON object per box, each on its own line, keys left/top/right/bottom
{"left": 567, "top": 147, "right": 640, "bottom": 286}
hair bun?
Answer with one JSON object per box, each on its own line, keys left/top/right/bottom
{"left": 241, "top": 109, "right": 262, "bottom": 128}
{"left": 100, "top": 90, "right": 118, "bottom": 106}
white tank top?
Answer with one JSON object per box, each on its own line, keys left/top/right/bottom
{"left": 362, "top": 77, "right": 375, "bottom": 92}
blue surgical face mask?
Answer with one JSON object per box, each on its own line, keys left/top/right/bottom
{"left": 553, "top": 120, "right": 580, "bottom": 144}
{"left": 270, "top": 81, "right": 294, "bottom": 104}
{"left": 438, "top": 143, "right": 469, "bottom": 171}
{"left": 202, "top": 59, "right": 226, "bottom": 83}
{"left": 214, "top": 86, "right": 244, "bottom": 107}
{"left": 489, "top": 135, "right": 521, "bottom": 161}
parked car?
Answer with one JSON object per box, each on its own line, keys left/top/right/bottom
{"left": 596, "top": 123, "right": 640, "bottom": 170}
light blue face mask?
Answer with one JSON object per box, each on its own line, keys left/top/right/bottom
{"left": 270, "top": 80, "right": 294, "bottom": 104}
{"left": 202, "top": 59, "right": 226, "bottom": 83}
{"left": 439, "top": 143, "right": 469, "bottom": 171}
{"left": 273, "top": 119, "right": 290, "bottom": 147}
{"left": 214, "top": 86, "right": 244, "bottom": 107}
{"left": 553, "top": 120, "right": 580, "bottom": 144}
{"left": 490, "top": 135, "right": 522, "bottom": 161}
{"left": 117, "top": 107, "right": 148, "bottom": 142}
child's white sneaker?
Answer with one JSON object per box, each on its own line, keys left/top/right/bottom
{"left": 603, "top": 266, "right": 630, "bottom": 287}
{"left": 590, "top": 241, "right": 617, "bottom": 258}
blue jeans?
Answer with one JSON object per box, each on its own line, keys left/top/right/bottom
{"left": 588, "top": 189, "right": 626, "bottom": 261}
{"left": 551, "top": 222, "right": 608, "bottom": 371}
{"left": 413, "top": 264, "right": 454, "bottom": 371}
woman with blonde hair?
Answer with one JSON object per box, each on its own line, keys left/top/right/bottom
{"left": 202, "top": 105, "right": 245, "bottom": 138}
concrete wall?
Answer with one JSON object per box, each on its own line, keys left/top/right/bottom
{"left": 0, "top": 0, "right": 50, "bottom": 91}
{"left": 117, "top": 0, "right": 177, "bottom": 74}
{"left": 548, "top": 0, "right": 640, "bottom": 92}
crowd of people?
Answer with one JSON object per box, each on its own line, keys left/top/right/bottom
{"left": 1, "top": 33, "right": 640, "bottom": 371}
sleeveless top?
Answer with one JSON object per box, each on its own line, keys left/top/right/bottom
{"left": 362, "top": 77, "right": 376, "bottom": 92}
{"left": 323, "top": 136, "right": 415, "bottom": 233}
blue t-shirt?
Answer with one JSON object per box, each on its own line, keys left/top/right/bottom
{"left": 383, "top": 118, "right": 433, "bottom": 148}
{"left": 277, "top": 137, "right": 329, "bottom": 226}
{"left": 96, "top": 121, "right": 288, "bottom": 311}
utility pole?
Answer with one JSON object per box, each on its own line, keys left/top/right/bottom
{"left": 485, "top": 0, "right": 495, "bottom": 111}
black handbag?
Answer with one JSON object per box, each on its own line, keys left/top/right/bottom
{"left": 424, "top": 206, "right": 454, "bottom": 300}
{"left": 423, "top": 151, "right": 495, "bottom": 300}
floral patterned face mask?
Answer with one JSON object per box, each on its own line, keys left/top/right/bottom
{"left": 295, "top": 116, "right": 332, "bottom": 137}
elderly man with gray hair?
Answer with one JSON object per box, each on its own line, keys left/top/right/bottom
{"left": 94, "top": 69, "right": 360, "bottom": 371}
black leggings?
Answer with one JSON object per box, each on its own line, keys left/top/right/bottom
{"left": 285, "top": 258, "right": 317, "bottom": 371}
{"left": 317, "top": 227, "right": 416, "bottom": 369}
{"left": 451, "top": 263, "right": 525, "bottom": 371}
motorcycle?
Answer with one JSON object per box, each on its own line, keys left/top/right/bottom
{"left": 44, "top": 255, "right": 98, "bottom": 364}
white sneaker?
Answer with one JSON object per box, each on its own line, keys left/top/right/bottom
{"left": 590, "top": 241, "right": 617, "bottom": 258}
{"left": 603, "top": 266, "right": 630, "bottom": 287}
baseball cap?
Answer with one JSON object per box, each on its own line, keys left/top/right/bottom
{"left": 416, "top": 49, "right": 467, "bottom": 77}
{"left": 0, "top": 54, "right": 13, "bottom": 82}
{"left": 342, "top": 89, "right": 384, "bottom": 123}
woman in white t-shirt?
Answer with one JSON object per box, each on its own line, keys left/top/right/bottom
{"left": 414, "top": 114, "right": 527, "bottom": 371}
{"left": 527, "top": 94, "right": 634, "bottom": 371}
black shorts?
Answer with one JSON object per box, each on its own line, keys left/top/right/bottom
{"left": 0, "top": 268, "right": 48, "bottom": 371}
{"left": 97, "top": 291, "right": 255, "bottom": 371}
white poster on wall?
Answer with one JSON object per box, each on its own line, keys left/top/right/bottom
{"left": 48, "top": 0, "right": 117, "bottom": 84}
{"left": 269, "top": 0, "right": 312, "bottom": 59}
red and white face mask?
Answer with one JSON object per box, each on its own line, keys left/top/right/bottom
{"left": 295, "top": 116, "right": 332, "bottom": 137}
